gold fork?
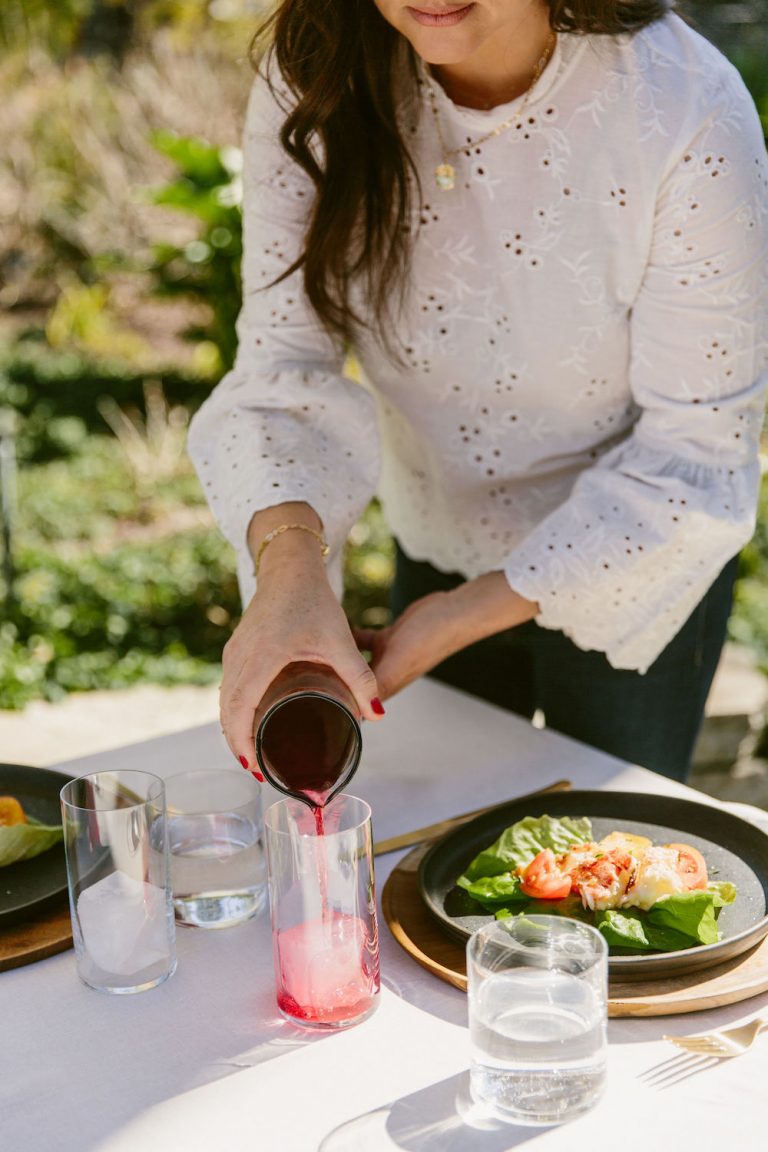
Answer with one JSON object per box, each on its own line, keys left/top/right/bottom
{"left": 663, "top": 1017, "right": 767, "bottom": 1060}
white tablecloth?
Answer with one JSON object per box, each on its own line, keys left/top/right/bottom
{"left": 2, "top": 679, "right": 767, "bottom": 1152}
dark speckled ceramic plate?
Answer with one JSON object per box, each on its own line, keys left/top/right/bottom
{"left": 0, "top": 764, "right": 74, "bottom": 927}
{"left": 418, "top": 790, "right": 768, "bottom": 980}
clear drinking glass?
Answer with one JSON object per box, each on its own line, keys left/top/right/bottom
{"left": 164, "top": 768, "right": 267, "bottom": 929}
{"left": 467, "top": 915, "right": 608, "bottom": 1126}
{"left": 60, "top": 770, "right": 177, "bottom": 994}
{"left": 264, "top": 794, "right": 380, "bottom": 1029}
{"left": 254, "top": 662, "right": 362, "bottom": 808}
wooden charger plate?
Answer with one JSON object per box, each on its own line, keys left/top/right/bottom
{"left": 0, "top": 895, "right": 73, "bottom": 972}
{"left": 381, "top": 842, "right": 768, "bottom": 1017}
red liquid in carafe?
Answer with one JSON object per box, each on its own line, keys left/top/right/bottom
{"left": 259, "top": 694, "right": 358, "bottom": 809}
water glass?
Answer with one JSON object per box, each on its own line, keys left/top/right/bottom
{"left": 60, "top": 770, "right": 176, "bottom": 994}
{"left": 165, "top": 768, "right": 266, "bottom": 928}
{"left": 466, "top": 915, "right": 608, "bottom": 1126}
{"left": 264, "top": 794, "right": 379, "bottom": 1029}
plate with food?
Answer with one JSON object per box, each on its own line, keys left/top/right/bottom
{"left": 418, "top": 790, "right": 768, "bottom": 978}
{"left": 0, "top": 764, "right": 73, "bottom": 928}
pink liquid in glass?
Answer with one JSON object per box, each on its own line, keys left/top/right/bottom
{"left": 266, "top": 760, "right": 379, "bottom": 1026}
{"left": 276, "top": 912, "right": 379, "bottom": 1025}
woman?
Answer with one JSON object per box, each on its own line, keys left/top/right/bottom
{"left": 188, "top": 1, "right": 767, "bottom": 781}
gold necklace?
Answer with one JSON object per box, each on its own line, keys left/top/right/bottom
{"left": 426, "top": 31, "right": 556, "bottom": 192}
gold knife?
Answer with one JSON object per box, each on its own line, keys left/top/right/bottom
{"left": 372, "top": 778, "right": 572, "bottom": 856}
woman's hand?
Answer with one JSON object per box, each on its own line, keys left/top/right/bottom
{"left": 356, "top": 572, "right": 538, "bottom": 701}
{"left": 220, "top": 510, "right": 383, "bottom": 770}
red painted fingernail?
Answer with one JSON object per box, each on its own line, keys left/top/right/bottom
{"left": 371, "top": 697, "right": 385, "bottom": 716}
{"left": 238, "top": 754, "right": 265, "bottom": 783}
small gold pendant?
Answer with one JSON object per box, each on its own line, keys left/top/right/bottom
{"left": 435, "top": 163, "right": 456, "bottom": 191}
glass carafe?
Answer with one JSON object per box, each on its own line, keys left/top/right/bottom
{"left": 254, "top": 662, "right": 362, "bottom": 809}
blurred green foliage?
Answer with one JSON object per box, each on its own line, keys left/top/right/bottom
{"left": 0, "top": 0, "right": 262, "bottom": 59}
{"left": 687, "top": 1, "right": 768, "bottom": 134}
{"left": 343, "top": 503, "right": 396, "bottom": 632}
{"left": 0, "top": 342, "right": 212, "bottom": 462}
{"left": 0, "top": 0, "right": 91, "bottom": 58}
{"left": 148, "top": 132, "right": 243, "bottom": 375}
{"left": 0, "top": 433, "right": 241, "bottom": 707}
{"left": 1, "top": 534, "right": 238, "bottom": 708}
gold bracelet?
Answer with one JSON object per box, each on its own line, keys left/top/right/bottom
{"left": 254, "top": 523, "right": 330, "bottom": 577}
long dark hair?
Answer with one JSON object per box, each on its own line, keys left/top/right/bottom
{"left": 253, "top": 2, "right": 672, "bottom": 346}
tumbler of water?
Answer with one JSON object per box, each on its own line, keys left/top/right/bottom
{"left": 466, "top": 916, "right": 608, "bottom": 1126}
{"left": 164, "top": 768, "right": 266, "bottom": 929}
{"left": 60, "top": 770, "right": 177, "bottom": 994}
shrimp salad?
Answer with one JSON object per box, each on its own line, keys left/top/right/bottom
{"left": 518, "top": 832, "right": 708, "bottom": 912}
{"left": 457, "top": 815, "right": 737, "bottom": 953}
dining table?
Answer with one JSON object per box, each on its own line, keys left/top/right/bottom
{"left": 2, "top": 676, "right": 768, "bottom": 1152}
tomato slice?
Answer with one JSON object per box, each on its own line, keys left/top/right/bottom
{"left": 665, "top": 842, "right": 708, "bottom": 890}
{"left": 519, "top": 849, "right": 572, "bottom": 900}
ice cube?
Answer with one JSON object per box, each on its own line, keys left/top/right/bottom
{"left": 279, "top": 914, "right": 371, "bottom": 1009}
{"left": 76, "top": 871, "right": 171, "bottom": 976}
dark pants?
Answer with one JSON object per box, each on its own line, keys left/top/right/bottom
{"left": 390, "top": 545, "right": 740, "bottom": 781}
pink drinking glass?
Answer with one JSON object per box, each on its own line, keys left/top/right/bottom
{"left": 264, "top": 794, "right": 380, "bottom": 1029}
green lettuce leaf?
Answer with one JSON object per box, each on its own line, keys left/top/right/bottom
{"left": 458, "top": 814, "right": 593, "bottom": 885}
{"left": 506, "top": 894, "right": 592, "bottom": 923}
{"left": 595, "top": 910, "right": 694, "bottom": 952}
{"left": 595, "top": 883, "right": 735, "bottom": 951}
{"left": 595, "top": 910, "right": 654, "bottom": 951}
{"left": 708, "top": 881, "right": 738, "bottom": 907}
{"left": 646, "top": 885, "right": 736, "bottom": 945}
{"left": 0, "top": 817, "right": 64, "bottom": 868}
{"left": 459, "top": 871, "right": 527, "bottom": 907}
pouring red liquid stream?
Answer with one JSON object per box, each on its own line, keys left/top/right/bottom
{"left": 258, "top": 686, "right": 358, "bottom": 920}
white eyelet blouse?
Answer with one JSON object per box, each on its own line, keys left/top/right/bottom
{"left": 188, "top": 13, "right": 768, "bottom": 673}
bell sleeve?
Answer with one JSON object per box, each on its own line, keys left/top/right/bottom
{"left": 505, "top": 68, "right": 768, "bottom": 672}
{"left": 187, "top": 63, "right": 381, "bottom": 604}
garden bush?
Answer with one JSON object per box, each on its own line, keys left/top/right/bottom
{"left": 0, "top": 529, "right": 239, "bottom": 708}
{"left": 0, "top": 428, "right": 237, "bottom": 706}
{"left": 0, "top": 342, "right": 214, "bottom": 462}
{"left": 148, "top": 131, "right": 243, "bottom": 376}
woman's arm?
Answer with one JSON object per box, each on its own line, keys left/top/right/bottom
{"left": 356, "top": 572, "right": 538, "bottom": 701}
{"left": 187, "top": 64, "right": 383, "bottom": 765}
{"left": 219, "top": 501, "right": 382, "bottom": 770}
